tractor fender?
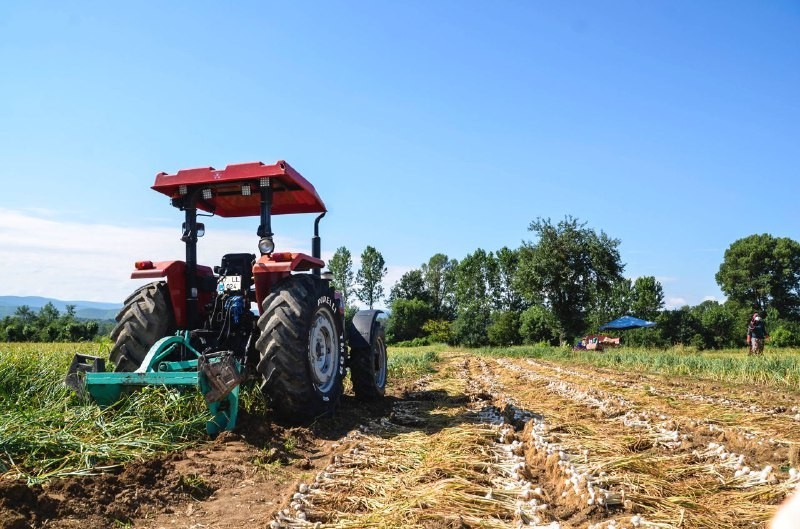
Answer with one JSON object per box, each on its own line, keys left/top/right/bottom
{"left": 348, "top": 309, "right": 387, "bottom": 350}
{"left": 252, "top": 253, "right": 325, "bottom": 310}
{"left": 130, "top": 260, "right": 214, "bottom": 328}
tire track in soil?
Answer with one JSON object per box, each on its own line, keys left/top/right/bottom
{"left": 264, "top": 353, "right": 646, "bottom": 529}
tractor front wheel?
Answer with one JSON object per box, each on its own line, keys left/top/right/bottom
{"left": 255, "top": 275, "right": 344, "bottom": 420}
{"left": 350, "top": 321, "right": 387, "bottom": 399}
{"left": 109, "top": 282, "right": 175, "bottom": 372}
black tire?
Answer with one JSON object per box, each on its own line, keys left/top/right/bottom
{"left": 109, "top": 282, "right": 175, "bottom": 372}
{"left": 350, "top": 322, "right": 387, "bottom": 400}
{"left": 255, "top": 275, "right": 344, "bottom": 420}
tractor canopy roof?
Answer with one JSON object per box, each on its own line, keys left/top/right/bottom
{"left": 152, "top": 160, "right": 326, "bottom": 217}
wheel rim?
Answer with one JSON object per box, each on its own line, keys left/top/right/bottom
{"left": 308, "top": 309, "right": 338, "bottom": 393}
{"left": 373, "top": 336, "right": 387, "bottom": 388}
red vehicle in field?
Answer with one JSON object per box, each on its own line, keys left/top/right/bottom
{"left": 69, "top": 161, "right": 386, "bottom": 431}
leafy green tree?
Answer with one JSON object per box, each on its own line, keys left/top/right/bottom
{"left": 495, "top": 247, "right": 525, "bottom": 312}
{"left": 355, "top": 245, "right": 387, "bottom": 309}
{"left": 3, "top": 321, "right": 23, "bottom": 341}
{"left": 21, "top": 324, "right": 37, "bottom": 342}
{"left": 421, "top": 254, "right": 458, "bottom": 319}
{"left": 452, "top": 249, "right": 497, "bottom": 346}
{"left": 670, "top": 300, "right": 740, "bottom": 350}
{"left": 387, "top": 298, "right": 432, "bottom": 343}
{"left": 83, "top": 320, "right": 99, "bottom": 340}
{"left": 452, "top": 302, "right": 492, "bottom": 347}
{"left": 328, "top": 246, "right": 355, "bottom": 308}
{"left": 715, "top": 234, "right": 800, "bottom": 318}
{"left": 388, "top": 269, "right": 430, "bottom": 304}
{"left": 631, "top": 276, "right": 664, "bottom": 321}
{"left": 653, "top": 306, "right": 700, "bottom": 347}
{"left": 487, "top": 310, "right": 521, "bottom": 346}
{"left": 621, "top": 326, "right": 663, "bottom": 348}
{"left": 516, "top": 216, "right": 624, "bottom": 344}
{"left": 519, "top": 305, "right": 561, "bottom": 345}
{"left": 697, "top": 301, "right": 738, "bottom": 349}
{"left": 587, "top": 278, "right": 633, "bottom": 331}
{"left": 14, "top": 305, "right": 35, "bottom": 324}
{"left": 422, "top": 319, "right": 453, "bottom": 344}
{"left": 38, "top": 302, "right": 60, "bottom": 325}
{"left": 769, "top": 320, "right": 800, "bottom": 347}
{"left": 0, "top": 302, "right": 103, "bottom": 343}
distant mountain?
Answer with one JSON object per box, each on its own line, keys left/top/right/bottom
{"left": 0, "top": 296, "right": 121, "bottom": 321}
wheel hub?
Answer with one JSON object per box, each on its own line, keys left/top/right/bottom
{"left": 308, "top": 311, "right": 337, "bottom": 393}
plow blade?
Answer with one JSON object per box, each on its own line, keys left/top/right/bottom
{"left": 83, "top": 369, "right": 239, "bottom": 436}
{"left": 66, "top": 336, "right": 242, "bottom": 436}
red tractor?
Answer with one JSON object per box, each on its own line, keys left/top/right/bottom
{"left": 69, "top": 160, "right": 387, "bottom": 431}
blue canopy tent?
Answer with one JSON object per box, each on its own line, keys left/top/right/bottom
{"left": 599, "top": 315, "right": 657, "bottom": 331}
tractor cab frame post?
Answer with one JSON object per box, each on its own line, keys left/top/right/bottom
{"left": 257, "top": 178, "right": 273, "bottom": 240}
{"left": 174, "top": 189, "right": 203, "bottom": 330}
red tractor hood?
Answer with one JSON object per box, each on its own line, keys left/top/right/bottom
{"left": 151, "top": 160, "right": 326, "bottom": 217}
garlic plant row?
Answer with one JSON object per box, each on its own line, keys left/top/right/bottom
{"left": 268, "top": 428, "right": 369, "bottom": 529}
{"left": 475, "top": 360, "right": 660, "bottom": 529}
{"left": 537, "top": 359, "right": 800, "bottom": 423}
{"left": 496, "top": 359, "right": 793, "bottom": 490}
{"left": 464, "top": 361, "right": 560, "bottom": 527}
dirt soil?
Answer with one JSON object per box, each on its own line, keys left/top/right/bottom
{"left": 0, "top": 396, "right": 392, "bottom": 529}
{"left": 3, "top": 352, "right": 800, "bottom": 529}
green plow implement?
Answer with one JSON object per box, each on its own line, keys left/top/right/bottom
{"left": 67, "top": 333, "right": 244, "bottom": 436}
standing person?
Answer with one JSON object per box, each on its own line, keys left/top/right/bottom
{"left": 746, "top": 312, "right": 768, "bottom": 355}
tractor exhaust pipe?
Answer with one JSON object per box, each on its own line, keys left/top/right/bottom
{"left": 312, "top": 212, "right": 326, "bottom": 276}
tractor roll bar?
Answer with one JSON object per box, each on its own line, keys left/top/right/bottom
{"left": 257, "top": 178, "right": 273, "bottom": 239}
{"left": 178, "top": 189, "right": 203, "bottom": 329}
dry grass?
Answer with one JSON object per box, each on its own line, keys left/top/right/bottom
{"left": 489, "top": 356, "right": 791, "bottom": 528}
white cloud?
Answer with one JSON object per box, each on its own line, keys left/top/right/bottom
{"left": 0, "top": 208, "right": 409, "bottom": 310}
{"left": 665, "top": 297, "right": 687, "bottom": 309}
{"left": 702, "top": 295, "right": 719, "bottom": 303}
{"left": 0, "top": 208, "right": 304, "bottom": 303}
{"left": 383, "top": 265, "right": 414, "bottom": 292}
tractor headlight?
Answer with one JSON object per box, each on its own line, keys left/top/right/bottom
{"left": 258, "top": 237, "right": 275, "bottom": 255}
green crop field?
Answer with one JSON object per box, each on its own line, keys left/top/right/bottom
{"left": 0, "top": 343, "right": 209, "bottom": 483}
{"left": 0, "top": 342, "right": 443, "bottom": 483}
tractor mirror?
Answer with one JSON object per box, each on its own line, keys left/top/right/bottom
{"left": 181, "top": 222, "right": 206, "bottom": 238}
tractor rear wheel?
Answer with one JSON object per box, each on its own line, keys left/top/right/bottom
{"left": 109, "top": 282, "right": 175, "bottom": 372}
{"left": 350, "top": 322, "right": 387, "bottom": 399}
{"left": 255, "top": 275, "right": 344, "bottom": 420}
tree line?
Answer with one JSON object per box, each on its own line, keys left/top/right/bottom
{"left": 3, "top": 223, "right": 798, "bottom": 349}
{"left": 0, "top": 303, "right": 106, "bottom": 342}
{"left": 331, "top": 217, "right": 800, "bottom": 349}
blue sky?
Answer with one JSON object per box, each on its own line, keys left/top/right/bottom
{"left": 1, "top": 1, "right": 798, "bottom": 308}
